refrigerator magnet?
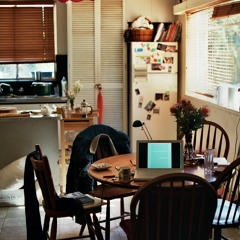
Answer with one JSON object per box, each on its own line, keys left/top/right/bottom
{"left": 147, "top": 114, "right": 152, "bottom": 120}
{"left": 155, "top": 93, "right": 164, "bottom": 101}
{"left": 144, "top": 101, "right": 156, "bottom": 112}
{"left": 153, "top": 108, "right": 160, "bottom": 114}
{"left": 135, "top": 88, "right": 140, "bottom": 95}
{"left": 164, "top": 94, "right": 170, "bottom": 101}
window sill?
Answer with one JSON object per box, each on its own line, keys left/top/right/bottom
{"left": 184, "top": 92, "right": 240, "bottom": 116}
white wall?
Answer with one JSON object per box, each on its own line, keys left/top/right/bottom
{"left": 125, "top": 0, "right": 178, "bottom": 23}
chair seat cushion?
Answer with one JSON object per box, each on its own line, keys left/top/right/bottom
{"left": 213, "top": 198, "right": 240, "bottom": 225}
{"left": 90, "top": 184, "right": 135, "bottom": 200}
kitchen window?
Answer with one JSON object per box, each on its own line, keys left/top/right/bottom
{"left": 0, "top": 0, "right": 55, "bottom": 80}
{"left": 186, "top": 1, "right": 240, "bottom": 111}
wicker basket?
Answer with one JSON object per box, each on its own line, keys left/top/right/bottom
{"left": 130, "top": 28, "right": 154, "bottom": 42}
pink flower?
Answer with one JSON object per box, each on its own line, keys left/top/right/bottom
{"left": 200, "top": 105, "right": 210, "bottom": 117}
{"left": 170, "top": 99, "right": 210, "bottom": 136}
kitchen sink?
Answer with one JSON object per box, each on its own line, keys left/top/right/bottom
{"left": 0, "top": 95, "right": 67, "bottom": 104}
{"left": 0, "top": 95, "right": 37, "bottom": 99}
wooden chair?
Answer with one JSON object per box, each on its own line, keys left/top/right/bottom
{"left": 212, "top": 157, "right": 240, "bottom": 240}
{"left": 191, "top": 121, "right": 230, "bottom": 158}
{"left": 120, "top": 173, "right": 217, "bottom": 240}
{"left": 30, "top": 147, "right": 103, "bottom": 240}
{"left": 88, "top": 134, "right": 136, "bottom": 240}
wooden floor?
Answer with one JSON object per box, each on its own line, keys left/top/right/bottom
{"left": 0, "top": 196, "right": 240, "bottom": 240}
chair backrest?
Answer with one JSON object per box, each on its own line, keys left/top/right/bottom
{"left": 35, "top": 144, "right": 43, "bottom": 159}
{"left": 92, "top": 134, "right": 118, "bottom": 161}
{"left": 184, "top": 121, "right": 230, "bottom": 158}
{"left": 212, "top": 157, "right": 240, "bottom": 225}
{"left": 130, "top": 173, "right": 217, "bottom": 240}
{"left": 30, "top": 154, "right": 59, "bottom": 210}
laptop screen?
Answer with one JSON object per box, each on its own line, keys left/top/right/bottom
{"left": 136, "top": 140, "right": 183, "bottom": 169}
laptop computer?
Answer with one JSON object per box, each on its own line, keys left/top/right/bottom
{"left": 133, "top": 140, "right": 184, "bottom": 181}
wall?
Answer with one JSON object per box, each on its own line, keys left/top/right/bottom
{"left": 176, "top": 6, "right": 240, "bottom": 163}
{"left": 125, "top": 0, "right": 178, "bottom": 23}
{"left": 55, "top": 0, "right": 178, "bottom": 54}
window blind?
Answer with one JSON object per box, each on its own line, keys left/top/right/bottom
{"left": 0, "top": 0, "right": 54, "bottom": 63}
{"left": 186, "top": 4, "right": 240, "bottom": 99}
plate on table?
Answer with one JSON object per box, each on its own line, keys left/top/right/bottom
{"left": 213, "top": 166, "right": 227, "bottom": 174}
{"left": 92, "top": 163, "right": 112, "bottom": 171}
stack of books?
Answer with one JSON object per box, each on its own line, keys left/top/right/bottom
{"left": 154, "top": 22, "right": 182, "bottom": 42}
{"left": 61, "top": 191, "right": 95, "bottom": 205}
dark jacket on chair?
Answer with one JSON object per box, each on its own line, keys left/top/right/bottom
{"left": 66, "top": 124, "right": 131, "bottom": 194}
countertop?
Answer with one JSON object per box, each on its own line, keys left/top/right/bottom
{"left": 0, "top": 95, "right": 67, "bottom": 104}
{"left": 0, "top": 113, "right": 61, "bottom": 122}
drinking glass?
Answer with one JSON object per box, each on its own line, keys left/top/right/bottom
{"left": 204, "top": 149, "right": 214, "bottom": 172}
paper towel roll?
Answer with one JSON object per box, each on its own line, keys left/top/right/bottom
{"left": 217, "top": 85, "right": 229, "bottom": 107}
{"left": 228, "top": 86, "right": 239, "bottom": 110}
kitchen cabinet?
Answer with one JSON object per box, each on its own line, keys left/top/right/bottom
{"left": 0, "top": 116, "right": 59, "bottom": 186}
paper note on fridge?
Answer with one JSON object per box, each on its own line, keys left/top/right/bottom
{"left": 133, "top": 64, "right": 148, "bottom": 82}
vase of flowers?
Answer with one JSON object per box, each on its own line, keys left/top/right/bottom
{"left": 65, "top": 80, "right": 83, "bottom": 110}
{"left": 170, "top": 99, "right": 210, "bottom": 165}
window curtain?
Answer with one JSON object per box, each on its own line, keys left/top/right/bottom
{"left": 0, "top": 0, "right": 55, "bottom": 63}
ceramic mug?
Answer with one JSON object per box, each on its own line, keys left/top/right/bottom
{"left": 118, "top": 166, "right": 131, "bottom": 182}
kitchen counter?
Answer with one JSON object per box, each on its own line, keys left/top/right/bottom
{"left": 0, "top": 113, "right": 60, "bottom": 185}
{"left": 0, "top": 95, "right": 67, "bottom": 104}
{"left": 0, "top": 113, "right": 60, "bottom": 122}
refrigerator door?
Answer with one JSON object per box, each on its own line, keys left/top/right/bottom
{"left": 129, "top": 42, "right": 178, "bottom": 152}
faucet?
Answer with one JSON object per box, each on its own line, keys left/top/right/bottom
{"left": 0, "top": 83, "right": 13, "bottom": 94}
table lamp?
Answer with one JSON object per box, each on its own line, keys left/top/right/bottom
{"left": 132, "top": 120, "right": 152, "bottom": 140}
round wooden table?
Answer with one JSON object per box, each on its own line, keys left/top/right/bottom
{"left": 88, "top": 153, "right": 218, "bottom": 189}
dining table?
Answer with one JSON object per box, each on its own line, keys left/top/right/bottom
{"left": 88, "top": 153, "right": 224, "bottom": 189}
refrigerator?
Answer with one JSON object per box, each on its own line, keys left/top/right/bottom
{"left": 129, "top": 42, "right": 178, "bottom": 152}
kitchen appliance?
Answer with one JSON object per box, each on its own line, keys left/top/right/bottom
{"left": 129, "top": 42, "right": 178, "bottom": 152}
{"left": 80, "top": 99, "right": 93, "bottom": 117}
{"left": 32, "top": 82, "right": 52, "bottom": 96}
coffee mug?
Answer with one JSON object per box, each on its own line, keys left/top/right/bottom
{"left": 118, "top": 166, "right": 131, "bottom": 182}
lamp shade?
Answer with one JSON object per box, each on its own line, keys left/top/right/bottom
{"left": 132, "top": 120, "right": 144, "bottom": 127}
{"left": 132, "top": 120, "right": 152, "bottom": 140}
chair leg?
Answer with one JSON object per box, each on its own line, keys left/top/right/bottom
{"left": 120, "top": 197, "right": 125, "bottom": 221}
{"left": 43, "top": 214, "right": 50, "bottom": 240}
{"left": 50, "top": 217, "right": 57, "bottom": 240}
{"left": 92, "top": 213, "right": 104, "bottom": 240}
{"left": 213, "top": 228, "right": 222, "bottom": 240}
{"left": 79, "top": 222, "right": 86, "bottom": 236}
{"left": 85, "top": 214, "right": 96, "bottom": 240}
{"left": 105, "top": 200, "right": 111, "bottom": 240}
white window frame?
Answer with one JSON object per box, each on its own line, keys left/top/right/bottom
{"left": 185, "top": 2, "right": 240, "bottom": 112}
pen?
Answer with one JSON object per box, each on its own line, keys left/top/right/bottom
{"left": 103, "top": 175, "right": 115, "bottom": 178}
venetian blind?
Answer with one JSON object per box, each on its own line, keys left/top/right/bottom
{"left": 0, "top": 1, "right": 54, "bottom": 63}
{"left": 68, "top": 0, "right": 124, "bottom": 131}
{"left": 186, "top": 3, "right": 240, "bottom": 99}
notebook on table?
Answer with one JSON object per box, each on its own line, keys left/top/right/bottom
{"left": 133, "top": 140, "right": 184, "bottom": 181}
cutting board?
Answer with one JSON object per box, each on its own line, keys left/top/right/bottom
{"left": 0, "top": 113, "right": 30, "bottom": 118}
{"left": 0, "top": 107, "right": 17, "bottom": 114}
